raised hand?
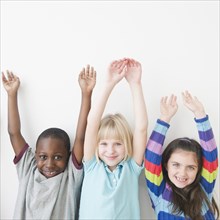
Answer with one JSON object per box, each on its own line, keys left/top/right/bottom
{"left": 125, "top": 58, "right": 142, "bottom": 84}
{"left": 2, "top": 70, "right": 20, "bottom": 95}
{"left": 78, "top": 65, "right": 96, "bottom": 94}
{"left": 182, "top": 90, "right": 206, "bottom": 119}
{"left": 107, "top": 59, "right": 127, "bottom": 85}
{"left": 160, "top": 94, "right": 178, "bottom": 123}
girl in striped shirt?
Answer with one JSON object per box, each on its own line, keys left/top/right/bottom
{"left": 145, "top": 91, "right": 219, "bottom": 220}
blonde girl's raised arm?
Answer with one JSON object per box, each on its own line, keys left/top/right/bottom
{"left": 83, "top": 59, "right": 127, "bottom": 161}
{"left": 125, "top": 59, "right": 148, "bottom": 165}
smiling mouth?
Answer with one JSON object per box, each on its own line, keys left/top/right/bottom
{"left": 176, "top": 176, "right": 187, "bottom": 182}
{"left": 106, "top": 156, "right": 117, "bottom": 160}
{"left": 43, "top": 170, "right": 59, "bottom": 177}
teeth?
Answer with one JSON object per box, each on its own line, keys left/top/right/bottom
{"left": 177, "top": 177, "right": 186, "bottom": 182}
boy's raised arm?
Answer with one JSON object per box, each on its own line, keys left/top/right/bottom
{"left": 2, "top": 71, "right": 26, "bottom": 156}
{"left": 72, "top": 65, "right": 96, "bottom": 164}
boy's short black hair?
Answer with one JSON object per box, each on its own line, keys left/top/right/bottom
{"left": 36, "top": 128, "right": 70, "bottom": 152}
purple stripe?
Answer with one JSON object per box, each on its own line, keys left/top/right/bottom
{"left": 198, "top": 129, "right": 213, "bottom": 142}
{"left": 162, "top": 184, "right": 172, "bottom": 202}
{"left": 150, "top": 131, "right": 166, "bottom": 145}
{"left": 13, "top": 143, "right": 29, "bottom": 164}
{"left": 200, "top": 138, "right": 217, "bottom": 152}
{"left": 147, "top": 140, "right": 163, "bottom": 155}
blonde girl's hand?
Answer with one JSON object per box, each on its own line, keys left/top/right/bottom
{"left": 107, "top": 59, "right": 127, "bottom": 85}
{"left": 182, "top": 90, "right": 206, "bottom": 119}
{"left": 78, "top": 64, "right": 96, "bottom": 94}
{"left": 160, "top": 94, "right": 178, "bottom": 123}
{"left": 2, "top": 70, "right": 20, "bottom": 95}
{"left": 125, "top": 58, "right": 142, "bottom": 84}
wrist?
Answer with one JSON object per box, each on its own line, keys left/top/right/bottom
{"left": 194, "top": 111, "right": 206, "bottom": 119}
{"left": 160, "top": 115, "right": 172, "bottom": 123}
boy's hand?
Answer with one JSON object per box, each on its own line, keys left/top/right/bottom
{"left": 78, "top": 65, "right": 96, "bottom": 94}
{"left": 107, "top": 59, "right": 127, "bottom": 85}
{"left": 182, "top": 90, "right": 206, "bottom": 119}
{"left": 160, "top": 94, "right": 178, "bottom": 123}
{"left": 125, "top": 58, "right": 142, "bottom": 84}
{"left": 2, "top": 70, "right": 20, "bottom": 95}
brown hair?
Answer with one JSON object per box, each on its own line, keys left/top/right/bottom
{"left": 162, "top": 138, "right": 219, "bottom": 220}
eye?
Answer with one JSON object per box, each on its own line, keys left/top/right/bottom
{"left": 188, "top": 166, "right": 196, "bottom": 171}
{"left": 39, "top": 155, "right": 47, "bottom": 160}
{"left": 172, "top": 163, "right": 179, "bottom": 167}
{"left": 116, "top": 142, "right": 122, "bottom": 146}
{"left": 100, "top": 142, "right": 107, "bottom": 146}
{"left": 54, "top": 155, "right": 62, "bottom": 160}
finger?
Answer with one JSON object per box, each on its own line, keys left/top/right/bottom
{"left": 168, "top": 94, "right": 174, "bottom": 105}
{"left": 93, "top": 71, "right": 97, "bottom": 81}
{"left": 118, "top": 60, "right": 127, "bottom": 73}
{"left": 79, "top": 68, "right": 85, "bottom": 79}
{"left": 89, "top": 66, "right": 94, "bottom": 77}
{"left": 171, "top": 95, "right": 177, "bottom": 106}
{"left": 110, "top": 60, "right": 117, "bottom": 68}
{"left": 6, "top": 70, "right": 12, "bottom": 81}
{"left": 2, "top": 72, "right": 7, "bottom": 82}
{"left": 85, "top": 64, "right": 90, "bottom": 76}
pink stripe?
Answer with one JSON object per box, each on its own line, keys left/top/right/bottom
{"left": 200, "top": 138, "right": 216, "bottom": 152}
{"left": 147, "top": 140, "right": 163, "bottom": 155}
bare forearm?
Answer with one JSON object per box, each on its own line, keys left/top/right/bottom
{"left": 130, "top": 83, "right": 148, "bottom": 165}
{"left": 7, "top": 93, "right": 26, "bottom": 155}
{"left": 130, "top": 83, "right": 148, "bottom": 132}
{"left": 8, "top": 94, "right": 21, "bottom": 135}
{"left": 73, "top": 92, "right": 92, "bottom": 163}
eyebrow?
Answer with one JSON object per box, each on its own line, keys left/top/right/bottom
{"left": 171, "top": 161, "right": 198, "bottom": 167}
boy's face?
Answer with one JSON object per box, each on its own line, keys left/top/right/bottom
{"left": 35, "top": 137, "right": 69, "bottom": 178}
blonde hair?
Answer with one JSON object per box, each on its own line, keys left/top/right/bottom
{"left": 95, "top": 113, "right": 133, "bottom": 161}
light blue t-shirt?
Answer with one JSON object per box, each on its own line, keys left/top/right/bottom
{"left": 79, "top": 156, "right": 143, "bottom": 220}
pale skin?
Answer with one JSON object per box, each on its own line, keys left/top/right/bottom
{"left": 84, "top": 58, "right": 147, "bottom": 167}
{"left": 160, "top": 91, "right": 206, "bottom": 188}
{"left": 2, "top": 67, "right": 96, "bottom": 165}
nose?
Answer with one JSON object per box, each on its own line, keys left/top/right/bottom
{"left": 108, "top": 145, "right": 115, "bottom": 154}
{"left": 179, "top": 167, "right": 187, "bottom": 176}
{"left": 45, "top": 158, "right": 55, "bottom": 168}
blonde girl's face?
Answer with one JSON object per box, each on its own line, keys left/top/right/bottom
{"left": 98, "top": 138, "right": 125, "bottom": 172}
{"left": 166, "top": 149, "right": 198, "bottom": 188}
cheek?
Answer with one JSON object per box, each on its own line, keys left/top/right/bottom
{"left": 98, "top": 146, "right": 105, "bottom": 154}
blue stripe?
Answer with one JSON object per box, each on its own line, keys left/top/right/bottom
{"left": 146, "top": 179, "right": 165, "bottom": 197}
{"left": 158, "top": 211, "right": 187, "bottom": 220}
{"left": 149, "top": 130, "right": 166, "bottom": 145}
{"left": 145, "top": 149, "right": 161, "bottom": 165}
{"left": 195, "top": 115, "right": 209, "bottom": 123}
{"left": 198, "top": 129, "right": 214, "bottom": 142}
{"left": 203, "top": 210, "right": 215, "bottom": 220}
{"left": 200, "top": 176, "right": 216, "bottom": 194}
{"left": 202, "top": 148, "right": 217, "bottom": 162}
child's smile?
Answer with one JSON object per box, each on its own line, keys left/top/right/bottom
{"left": 166, "top": 149, "right": 198, "bottom": 188}
{"left": 35, "top": 137, "right": 69, "bottom": 178}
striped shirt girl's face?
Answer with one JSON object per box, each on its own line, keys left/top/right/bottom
{"left": 166, "top": 149, "right": 198, "bottom": 188}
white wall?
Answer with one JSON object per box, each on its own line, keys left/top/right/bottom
{"left": 1, "top": 1, "right": 219, "bottom": 219}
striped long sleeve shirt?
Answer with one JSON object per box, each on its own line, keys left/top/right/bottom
{"left": 144, "top": 115, "right": 218, "bottom": 219}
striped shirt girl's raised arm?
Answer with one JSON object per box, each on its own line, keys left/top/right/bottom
{"left": 145, "top": 119, "right": 170, "bottom": 198}
{"left": 196, "top": 116, "right": 218, "bottom": 195}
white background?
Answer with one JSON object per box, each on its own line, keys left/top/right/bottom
{"left": 1, "top": 1, "right": 219, "bottom": 219}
